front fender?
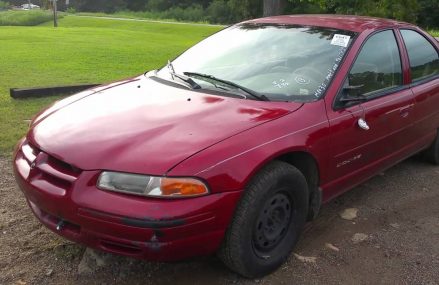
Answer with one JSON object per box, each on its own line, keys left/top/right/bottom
{"left": 168, "top": 100, "right": 330, "bottom": 193}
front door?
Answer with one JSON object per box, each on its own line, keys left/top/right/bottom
{"left": 324, "top": 29, "right": 416, "bottom": 200}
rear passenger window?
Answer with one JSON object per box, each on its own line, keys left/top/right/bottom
{"left": 348, "top": 30, "right": 402, "bottom": 96}
{"left": 401, "top": 29, "right": 439, "bottom": 82}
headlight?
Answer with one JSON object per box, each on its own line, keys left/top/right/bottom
{"left": 97, "top": 171, "right": 209, "bottom": 198}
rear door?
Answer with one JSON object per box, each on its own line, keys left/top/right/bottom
{"left": 399, "top": 29, "right": 439, "bottom": 145}
{"left": 324, "top": 29, "right": 416, "bottom": 199}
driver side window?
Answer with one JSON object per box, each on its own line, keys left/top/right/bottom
{"left": 347, "top": 30, "right": 403, "bottom": 97}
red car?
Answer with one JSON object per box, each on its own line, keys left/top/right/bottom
{"left": 13, "top": 15, "right": 439, "bottom": 277}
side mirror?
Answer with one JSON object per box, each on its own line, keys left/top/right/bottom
{"left": 343, "top": 84, "right": 365, "bottom": 91}
{"left": 340, "top": 84, "right": 366, "bottom": 103}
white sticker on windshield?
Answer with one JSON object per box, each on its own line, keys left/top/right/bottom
{"left": 331, "top": 34, "right": 351, "bottom": 47}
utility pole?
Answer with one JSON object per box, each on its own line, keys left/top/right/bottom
{"left": 53, "top": 0, "right": 58, "bottom": 27}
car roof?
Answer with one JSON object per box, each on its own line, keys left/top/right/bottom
{"left": 245, "top": 14, "right": 416, "bottom": 33}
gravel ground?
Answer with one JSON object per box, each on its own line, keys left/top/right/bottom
{"left": 1, "top": 155, "right": 438, "bottom": 285}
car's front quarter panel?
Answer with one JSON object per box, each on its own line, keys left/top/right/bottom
{"left": 168, "top": 100, "right": 330, "bottom": 194}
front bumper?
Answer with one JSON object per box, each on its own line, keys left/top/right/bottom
{"left": 13, "top": 139, "right": 242, "bottom": 261}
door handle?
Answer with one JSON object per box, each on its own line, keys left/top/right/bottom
{"left": 358, "top": 118, "right": 370, "bottom": 131}
{"left": 399, "top": 104, "right": 414, "bottom": 118}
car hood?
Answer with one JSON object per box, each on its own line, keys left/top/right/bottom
{"left": 28, "top": 75, "right": 303, "bottom": 174}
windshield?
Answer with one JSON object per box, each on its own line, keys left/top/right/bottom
{"left": 156, "top": 23, "right": 356, "bottom": 102}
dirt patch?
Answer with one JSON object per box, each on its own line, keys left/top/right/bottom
{"left": 1, "top": 156, "right": 438, "bottom": 284}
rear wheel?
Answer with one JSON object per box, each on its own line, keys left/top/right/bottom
{"left": 218, "top": 161, "right": 308, "bottom": 278}
{"left": 423, "top": 130, "right": 439, "bottom": 165}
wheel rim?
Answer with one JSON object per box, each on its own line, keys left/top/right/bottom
{"left": 252, "top": 192, "right": 293, "bottom": 255}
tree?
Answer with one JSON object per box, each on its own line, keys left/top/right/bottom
{"left": 290, "top": 0, "right": 419, "bottom": 23}
{"left": 72, "top": 0, "right": 126, "bottom": 13}
{"left": 263, "top": 0, "right": 286, "bottom": 16}
{"left": 16, "top": 0, "right": 436, "bottom": 28}
{"left": 228, "top": 0, "right": 262, "bottom": 21}
{"left": 417, "top": 0, "right": 439, "bottom": 28}
{"left": 125, "top": 0, "right": 147, "bottom": 11}
{"left": 207, "top": 0, "right": 234, "bottom": 23}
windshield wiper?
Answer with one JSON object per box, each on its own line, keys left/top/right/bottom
{"left": 167, "top": 61, "right": 201, "bottom": 90}
{"left": 183, "top": 72, "right": 269, "bottom": 101}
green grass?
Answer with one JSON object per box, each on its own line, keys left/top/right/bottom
{"left": 75, "top": 11, "right": 215, "bottom": 25}
{"left": 428, "top": 30, "right": 439, "bottom": 37}
{"left": 0, "top": 15, "right": 221, "bottom": 156}
{"left": 0, "top": 10, "right": 57, "bottom": 26}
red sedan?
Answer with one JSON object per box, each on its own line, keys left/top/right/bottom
{"left": 13, "top": 15, "right": 439, "bottom": 277}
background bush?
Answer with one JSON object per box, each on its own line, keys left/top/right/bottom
{"left": 0, "top": 1, "right": 10, "bottom": 11}
{"left": 163, "top": 4, "right": 205, "bottom": 22}
{"left": 0, "top": 10, "right": 57, "bottom": 26}
{"left": 66, "top": 7, "right": 76, "bottom": 14}
{"left": 206, "top": 0, "right": 234, "bottom": 24}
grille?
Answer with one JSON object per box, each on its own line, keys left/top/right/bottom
{"left": 18, "top": 141, "right": 82, "bottom": 196}
{"left": 100, "top": 239, "right": 142, "bottom": 255}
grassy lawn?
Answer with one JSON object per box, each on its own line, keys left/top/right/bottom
{"left": 0, "top": 15, "right": 221, "bottom": 156}
{"left": 75, "top": 12, "right": 214, "bottom": 25}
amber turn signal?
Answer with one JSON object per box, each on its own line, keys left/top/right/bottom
{"left": 160, "top": 177, "right": 209, "bottom": 197}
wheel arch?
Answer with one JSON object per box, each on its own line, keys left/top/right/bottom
{"left": 244, "top": 149, "right": 322, "bottom": 221}
{"left": 275, "top": 151, "right": 322, "bottom": 220}
{"left": 275, "top": 151, "right": 320, "bottom": 195}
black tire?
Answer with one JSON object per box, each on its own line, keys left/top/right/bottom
{"left": 423, "top": 130, "right": 439, "bottom": 165}
{"left": 218, "top": 161, "right": 309, "bottom": 278}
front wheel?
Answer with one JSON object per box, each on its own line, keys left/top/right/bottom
{"left": 218, "top": 161, "right": 309, "bottom": 278}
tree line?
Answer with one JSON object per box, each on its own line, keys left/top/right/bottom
{"left": 7, "top": 0, "right": 439, "bottom": 28}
